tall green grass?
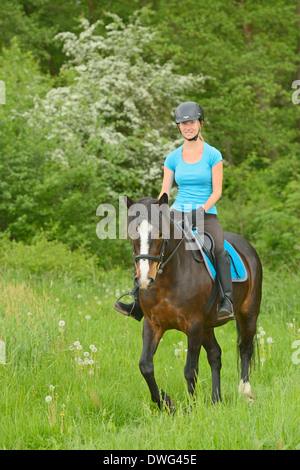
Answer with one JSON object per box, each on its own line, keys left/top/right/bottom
{"left": 0, "top": 240, "right": 299, "bottom": 449}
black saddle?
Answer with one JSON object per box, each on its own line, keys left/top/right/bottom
{"left": 192, "top": 229, "right": 216, "bottom": 266}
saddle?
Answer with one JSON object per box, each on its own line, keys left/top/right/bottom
{"left": 190, "top": 228, "right": 248, "bottom": 283}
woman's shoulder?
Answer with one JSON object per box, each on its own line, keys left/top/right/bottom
{"left": 204, "top": 141, "right": 223, "bottom": 165}
{"left": 167, "top": 144, "right": 183, "bottom": 159}
{"left": 164, "top": 144, "right": 183, "bottom": 170}
{"left": 204, "top": 141, "right": 221, "bottom": 155}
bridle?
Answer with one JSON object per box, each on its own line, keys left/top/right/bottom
{"left": 132, "top": 219, "right": 192, "bottom": 275}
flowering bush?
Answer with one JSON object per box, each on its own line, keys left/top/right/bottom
{"left": 27, "top": 13, "right": 206, "bottom": 197}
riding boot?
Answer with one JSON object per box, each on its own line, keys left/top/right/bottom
{"left": 215, "top": 250, "right": 234, "bottom": 321}
{"left": 113, "top": 284, "right": 144, "bottom": 322}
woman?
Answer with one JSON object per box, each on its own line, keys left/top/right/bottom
{"left": 114, "top": 101, "right": 234, "bottom": 321}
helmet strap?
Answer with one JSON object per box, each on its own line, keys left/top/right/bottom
{"left": 184, "top": 131, "right": 199, "bottom": 142}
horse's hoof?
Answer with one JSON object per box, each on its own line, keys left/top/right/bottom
{"left": 239, "top": 380, "right": 255, "bottom": 404}
{"left": 160, "top": 390, "right": 175, "bottom": 414}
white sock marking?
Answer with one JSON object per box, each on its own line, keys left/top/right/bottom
{"left": 239, "top": 379, "right": 252, "bottom": 395}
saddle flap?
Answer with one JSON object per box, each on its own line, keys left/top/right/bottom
{"left": 191, "top": 228, "right": 248, "bottom": 282}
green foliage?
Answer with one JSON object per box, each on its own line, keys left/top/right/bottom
{"left": 219, "top": 151, "right": 300, "bottom": 267}
{"left": 0, "top": 2, "right": 299, "bottom": 269}
{"left": 0, "top": 232, "right": 99, "bottom": 281}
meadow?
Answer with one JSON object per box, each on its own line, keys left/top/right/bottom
{"left": 0, "top": 241, "right": 299, "bottom": 450}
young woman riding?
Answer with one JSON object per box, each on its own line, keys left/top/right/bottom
{"left": 114, "top": 101, "right": 234, "bottom": 322}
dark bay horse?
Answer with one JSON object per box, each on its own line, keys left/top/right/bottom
{"left": 125, "top": 193, "right": 262, "bottom": 410}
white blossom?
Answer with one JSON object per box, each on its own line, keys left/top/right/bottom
{"left": 23, "top": 12, "right": 207, "bottom": 190}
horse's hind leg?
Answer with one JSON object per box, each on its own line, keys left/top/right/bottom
{"left": 237, "top": 315, "right": 257, "bottom": 400}
{"left": 184, "top": 322, "right": 203, "bottom": 398}
{"left": 139, "top": 319, "right": 174, "bottom": 411}
{"left": 203, "top": 328, "right": 222, "bottom": 403}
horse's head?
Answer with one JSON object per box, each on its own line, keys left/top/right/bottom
{"left": 125, "top": 193, "right": 170, "bottom": 289}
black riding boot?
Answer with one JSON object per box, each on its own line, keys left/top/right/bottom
{"left": 113, "top": 285, "right": 144, "bottom": 322}
{"left": 216, "top": 250, "right": 234, "bottom": 320}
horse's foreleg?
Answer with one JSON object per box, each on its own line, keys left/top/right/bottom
{"left": 139, "top": 319, "right": 169, "bottom": 410}
{"left": 202, "top": 328, "right": 222, "bottom": 403}
{"left": 184, "top": 323, "right": 203, "bottom": 397}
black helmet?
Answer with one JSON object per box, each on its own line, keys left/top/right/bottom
{"left": 174, "top": 101, "right": 204, "bottom": 124}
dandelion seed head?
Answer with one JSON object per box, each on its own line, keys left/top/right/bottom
{"left": 45, "top": 396, "right": 52, "bottom": 402}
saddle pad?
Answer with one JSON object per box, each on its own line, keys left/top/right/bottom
{"left": 191, "top": 230, "right": 248, "bottom": 282}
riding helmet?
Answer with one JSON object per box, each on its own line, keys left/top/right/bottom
{"left": 174, "top": 101, "right": 204, "bottom": 124}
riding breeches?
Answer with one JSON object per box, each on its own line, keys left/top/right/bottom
{"left": 171, "top": 210, "right": 225, "bottom": 257}
{"left": 203, "top": 214, "right": 224, "bottom": 257}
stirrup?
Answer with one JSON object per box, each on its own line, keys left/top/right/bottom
{"left": 113, "top": 292, "right": 143, "bottom": 322}
{"left": 217, "top": 297, "right": 234, "bottom": 321}
{"left": 114, "top": 292, "right": 135, "bottom": 315}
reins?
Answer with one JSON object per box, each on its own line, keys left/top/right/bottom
{"left": 132, "top": 218, "right": 203, "bottom": 275}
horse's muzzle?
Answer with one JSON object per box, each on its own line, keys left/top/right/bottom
{"left": 136, "top": 276, "right": 155, "bottom": 290}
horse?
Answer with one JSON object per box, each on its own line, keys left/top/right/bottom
{"left": 124, "top": 193, "right": 263, "bottom": 410}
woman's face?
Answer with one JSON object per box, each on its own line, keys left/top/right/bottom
{"left": 178, "top": 120, "right": 201, "bottom": 139}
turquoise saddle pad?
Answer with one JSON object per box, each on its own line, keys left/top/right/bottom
{"left": 191, "top": 229, "right": 247, "bottom": 282}
{"left": 206, "top": 240, "right": 247, "bottom": 282}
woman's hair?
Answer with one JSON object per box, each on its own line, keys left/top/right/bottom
{"left": 198, "top": 121, "right": 204, "bottom": 142}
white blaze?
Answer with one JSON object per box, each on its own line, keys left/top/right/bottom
{"left": 137, "top": 219, "right": 153, "bottom": 288}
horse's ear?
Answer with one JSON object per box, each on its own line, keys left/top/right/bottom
{"left": 158, "top": 193, "right": 169, "bottom": 206}
{"left": 124, "top": 195, "right": 136, "bottom": 208}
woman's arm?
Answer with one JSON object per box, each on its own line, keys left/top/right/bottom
{"left": 202, "top": 160, "right": 223, "bottom": 212}
{"left": 158, "top": 165, "right": 174, "bottom": 199}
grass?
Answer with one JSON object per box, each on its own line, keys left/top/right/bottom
{"left": 0, "top": 250, "right": 299, "bottom": 450}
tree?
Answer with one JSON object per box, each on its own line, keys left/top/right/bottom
{"left": 21, "top": 13, "right": 206, "bottom": 262}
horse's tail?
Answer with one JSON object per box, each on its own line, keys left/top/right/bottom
{"left": 235, "top": 318, "right": 241, "bottom": 373}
